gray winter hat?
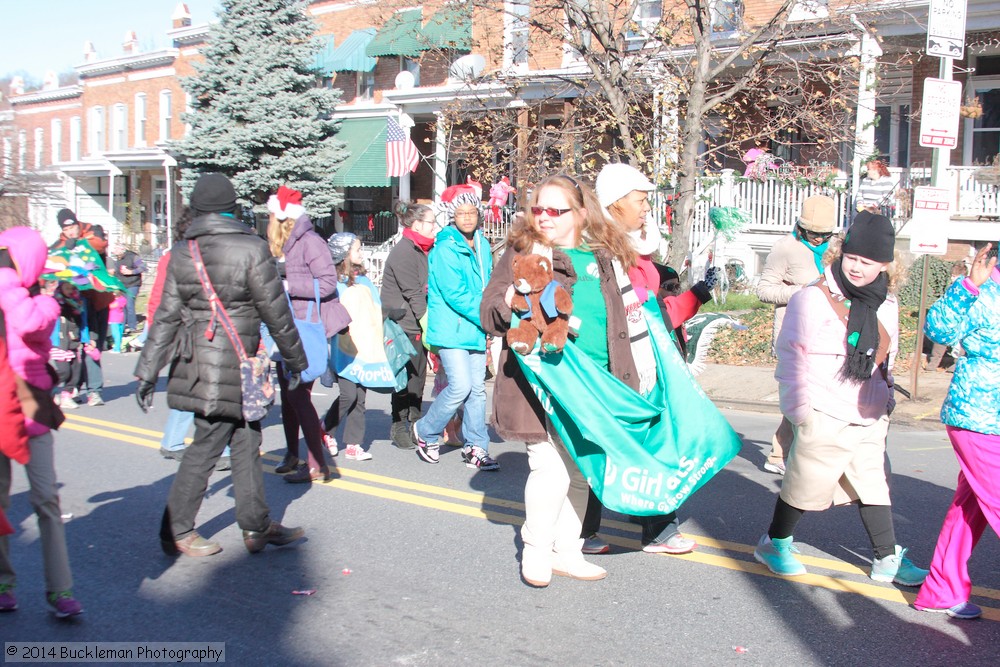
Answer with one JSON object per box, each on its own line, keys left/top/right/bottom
{"left": 327, "top": 232, "right": 357, "bottom": 264}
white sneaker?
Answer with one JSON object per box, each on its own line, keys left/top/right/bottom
{"left": 323, "top": 433, "right": 338, "bottom": 457}
{"left": 57, "top": 392, "right": 79, "bottom": 410}
{"left": 763, "top": 461, "right": 786, "bottom": 475}
{"left": 345, "top": 444, "right": 372, "bottom": 461}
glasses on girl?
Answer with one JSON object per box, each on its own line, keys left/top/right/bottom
{"left": 530, "top": 206, "right": 572, "bottom": 217}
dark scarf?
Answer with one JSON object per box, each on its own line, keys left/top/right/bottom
{"left": 830, "top": 258, "right": 888, "bottom": 382}
{"left": 402, "top": 227, "right": 435, "bottom": 254}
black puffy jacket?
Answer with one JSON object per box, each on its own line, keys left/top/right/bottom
{"left": 134, "top": 214, "right": 307, "bottom": 420}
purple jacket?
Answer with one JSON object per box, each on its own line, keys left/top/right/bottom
{"left": 283, "top": 215, "right": 351, "bottom": 337}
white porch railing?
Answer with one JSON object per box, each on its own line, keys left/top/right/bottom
{"left": 672, "top": 169, "right": 853, "bottom": 258}
{"left": 675, "top": 166, "right": 1000, "bottom": 257}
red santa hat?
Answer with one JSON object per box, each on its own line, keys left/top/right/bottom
{"left": 267, "top": 185, "right": 306, "bottom": 221}
{"left": 438, "top": 183, "right": 483, "bottom": 221}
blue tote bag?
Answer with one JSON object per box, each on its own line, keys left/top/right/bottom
{"left": 286, "top": 279, "right": 329, "bottom": 383}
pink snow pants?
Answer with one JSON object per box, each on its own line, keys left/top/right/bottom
{"left": 914, "top": 426, "right": 1000, "bottom": 609}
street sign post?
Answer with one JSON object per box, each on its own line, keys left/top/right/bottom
{"left": 908, "top": 186, "right": 950, "bottom": 255}
{"left": 919, "top": 78, "right": 962, "bottom": 149}
{"left": 927, "top": 0, "right": 968, "bottom": 60}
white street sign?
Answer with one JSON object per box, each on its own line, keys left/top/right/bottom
{"left": 919, "top": 78, "right": 962, "bottom": 149}
{"left": 909, "top": 186, "right": 950, "bottom": 255}
{"left": 927, "top": 0, "right": 967, "bottom": 60}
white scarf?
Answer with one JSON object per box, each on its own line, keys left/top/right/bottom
{"left": 629, "top": 217, "right": 661, "bottom": 257}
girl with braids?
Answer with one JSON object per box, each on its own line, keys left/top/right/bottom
{"left": 753, "top": 211, "right": 928, "bottom": 586}
{"left": 481, "top": 174, "right": 641, "bottom": 587}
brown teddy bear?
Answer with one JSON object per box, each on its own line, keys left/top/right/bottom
{"left": 507, "top": 254, "right": 573, "bottom": 355}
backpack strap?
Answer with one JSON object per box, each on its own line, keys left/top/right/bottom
{"left": 188, "top": 240, "right": 249, "bottom": 362}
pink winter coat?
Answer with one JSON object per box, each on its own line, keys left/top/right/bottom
{"left": 775, "top": 265, "right": 897, "bottom": 427}
{"left": 108, "top": 295, "right": 127, "bottom": 324}
{"left": 0, "top": 227, "right": 61, "bottom": 435}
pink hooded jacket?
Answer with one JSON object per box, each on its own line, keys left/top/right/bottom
{"left": 0, "top": 227, "right": 61, "bottom": 435}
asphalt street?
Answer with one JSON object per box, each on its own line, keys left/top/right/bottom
{"left": 2, "top": 352, "right": 999, "bottom": 666}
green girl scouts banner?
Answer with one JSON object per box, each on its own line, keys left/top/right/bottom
{"left": 514, "top": 301, "right": 742, "bottom": 516}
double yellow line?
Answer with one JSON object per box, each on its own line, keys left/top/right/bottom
{"left": 62, "top": 413, "right": 1000, "bottom": 621}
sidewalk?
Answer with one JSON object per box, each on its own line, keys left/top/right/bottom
{"left": 698, "top": 362, "right": 952, "bottom": 431}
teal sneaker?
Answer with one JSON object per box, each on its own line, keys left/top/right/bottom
{"left": 870, "top": 546, "right": 928, "bottom": 587}
{"left": 754, "top": 534, "right": 806, "bottom": 576}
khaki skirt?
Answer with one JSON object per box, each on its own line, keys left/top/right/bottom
{"left": 779, "top": 409, "right": 891, "bottom": 511}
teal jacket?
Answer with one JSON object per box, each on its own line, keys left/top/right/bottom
{"left": 925, "top": 271, "right": 1000, "bottom": 435}
{"left": 426, "top": 225, "right": 493, "bottom": 350}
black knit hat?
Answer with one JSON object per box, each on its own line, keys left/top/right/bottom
{"left": 190, "top": 173, "right": 238, "bottom": 215}
{"left": 56, "top": 208, "right": 79, "bottom": 227}
{"left": 843, "top": 211, "right": 895, "bottom": 263}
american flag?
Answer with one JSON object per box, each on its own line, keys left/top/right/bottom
{"left": 386, "top": 117, "right": 420, "bottom": 177}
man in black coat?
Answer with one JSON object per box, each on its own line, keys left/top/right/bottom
{"left": 134, "top": 173, "right": 309, "bottom": 558}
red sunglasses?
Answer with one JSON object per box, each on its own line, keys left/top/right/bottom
{"left": 530, "top": 206, "right": 572, "bottom": 217}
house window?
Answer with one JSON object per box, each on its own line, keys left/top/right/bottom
{"left": 506, "top": 0, "right": 530, "bottom": 68}
{"left": 112, "top": 103, "right": 128, "bottom": 150}
{"left": 34, "top": 128, "right": 44, "bottom": 169}
{"left": 400, "top": 56, "right": 420, "bottom": 87}
{"left": 710, "top": 0, "right": 743, "bottom": 34}
{"left": 88, "top": 106, "right": 105, "bottom": 154}
{"left": 627, "top": 0, "right": 662, "bottom": 43}
{"left": 185, "top": 93, "right": 193, "bottom": 135}
{"left": 51, "top": 119, "right": 62, "bottom": 163}
{"left": 874, "top": 104, "right": 910, "bottom": 167}
{"left": 789, "top": 0, "right": 829, "bottom": 22}
{"left": 70, "top": 116, "right": 82, "bottom": 161}
{"left": 17, "top": 130, "right": 26, "bottom": 171}
{"left": 1, "top": 138, "right": 10, "bottom": 176}
{"left": 564, "top": 0, "right": 593, "bottom": 62}
{"left": 357, "top": 71, "right": 375, "bottom": 101}
{"left": 135, "top": 93, "right": 147, "bottom": 147}
{"left": 159, "top": 90, "right": 173, "bottom": 141}
{"left": 970, "top": 82, "right": 1000, "bottom": 164}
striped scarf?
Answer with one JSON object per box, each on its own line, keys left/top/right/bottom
{"left": 611, "top": 257, "right": 657, "bottom": 395}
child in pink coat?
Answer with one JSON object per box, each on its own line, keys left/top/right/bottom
{"left": 0, "top": 226, "right": 83, "bottom": 618}
{"left": 108, "top": 294, "right": 127, "bottom": 353}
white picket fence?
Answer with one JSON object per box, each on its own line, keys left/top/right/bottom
{"left": 677, "top": 166, "right": 1000, "bottom": 258}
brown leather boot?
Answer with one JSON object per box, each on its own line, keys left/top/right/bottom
{"left": 243, "top": 521, "right": 305, "bottom": 554}
{"left": 162, "top": 531, "right": 222, "bottom": 558}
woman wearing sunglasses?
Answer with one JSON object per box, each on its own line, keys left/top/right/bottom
{"left": 481, "top": 174, "right": 640, "bottom": 587}
{"left": 755, "top": 195, "right": 837, "bottom": 476}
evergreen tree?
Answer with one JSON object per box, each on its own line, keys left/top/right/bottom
{"left": 174, "top": 0, "right": 346, "bottom": 215}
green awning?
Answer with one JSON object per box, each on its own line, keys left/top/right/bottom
{"left": 333, "top": 118, "right": 390, "bottom": 188}
{"left": 420, "top": 4, "right": 472, "bottom": 50}
{"left": 329, "top": 29, "right": 377, "bottom": 73}
{"left": 310, "top": 35, "right": 337, "bottom": 74}
{"left": 365, "top": 9, "right": 424, "bottom": 58}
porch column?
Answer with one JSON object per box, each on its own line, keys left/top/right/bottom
{"left": 434, "top": 112, "right": 448, "bottom": 200}
{"left": 398, "top": 112, "right": 414, "bottom": 202}
{"left": 107, "top": 161, "right": 123, "bottom": 238}
{"left": 849, "top": 17, "right": 883, "bottom": 203}
{"left": 164, "top": 155, "right": 177, "bottom": 248}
